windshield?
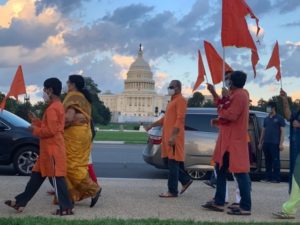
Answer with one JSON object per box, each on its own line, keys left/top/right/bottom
{"left": 0, "top": 110, "right": 30, "bottom": 128}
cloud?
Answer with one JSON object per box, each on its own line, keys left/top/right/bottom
{"left": 274, "top": 0, "right": 300, "bottom": 14}
{"left": 112, "top": 54, "right": 135, "bottom": 80}
{"left": 35, "top": 0, "right": 90, "bottom": 15}
{"left": 282, "top": 21, "right": 300, "bottom": 27}
{"left": 154, "top": 71, "right": 169, "bottom": 92}
{"left": 63, "top": 1, "right": 220, "bottom": 59}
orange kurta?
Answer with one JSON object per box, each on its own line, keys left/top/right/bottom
{"left": 32, "top": 100, "right": 67, "bottom": 177}
{"left": 213, "top": 88, "right": 249, "bottom": 173}
{"left": 158, "top": 93, "right": 187, "bottom": 162}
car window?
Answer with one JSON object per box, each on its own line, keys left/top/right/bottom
{"left": 185, "top": 113, "right": 218, "bottom": 133}
{"left": 0, "top": 110, "right": 30, "bottom": 128}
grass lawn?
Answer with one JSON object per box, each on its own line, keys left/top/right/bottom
{"left": 94, "top": 131, "right": 148, "bottom": 144}
{"left": 97, "top": 123, "right": 141, "bottom": 130}
{"left": 0, "top": 217, "right": 291, "bottom": 225}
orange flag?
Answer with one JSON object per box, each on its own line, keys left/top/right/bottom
{"left": 221, "top": 0, "right": 260, "bottom": 77}
{"left": 204, "top": 41, "right": 232, "bottom": 85}
{"left": 193, "top": 49, "right": 206, "bottom": 92}
{"left": 0, "top": 65, "right": 27, "bottom": 110}
{"left": 266, "top": 41, "right": 281, "bottom": 81}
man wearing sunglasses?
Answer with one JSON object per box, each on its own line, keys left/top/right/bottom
{"left": 146, "top": 80, "right": 193, "bottom": 197}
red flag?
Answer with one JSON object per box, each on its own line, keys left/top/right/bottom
{"left": 221, "top": 0, "right": 260, "bottom": 77}
{"left": 0, "top": 65, "right": 26, "bottom": 110}
{"left": 204, "top": 41, "right": 232, "bottom": 85}
{"left": 193, "top": 49, "right": 206, "bottom": 92}
{"left": 266, "top": 41, "right": 281, "bottom": 81}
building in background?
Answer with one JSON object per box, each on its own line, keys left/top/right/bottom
{"left": 100, "top": 45, "right": 169, "bottom": 123}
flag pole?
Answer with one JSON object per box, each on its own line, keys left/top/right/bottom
{"left": 222, "top": 47, "right": 226, "bottom": 88}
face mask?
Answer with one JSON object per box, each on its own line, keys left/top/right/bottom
{"left": 225, "top": 80, "right": 231, "bottom": 89}
{"left": 167, "top": 88, "right": 175, "bottom": 96}
{"left": 43, "top": 92, "right": 50, "bottom": 102}
{"left": 266, "top": 107, "right": 272, "bottom": 113}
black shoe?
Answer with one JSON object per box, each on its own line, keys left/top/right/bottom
{"left": 90, "top": 187, "right": 102, "bottom": 208}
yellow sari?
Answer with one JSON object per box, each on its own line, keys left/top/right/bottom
{"left": 63, "top": 91, "right": 100, "bottom": 201}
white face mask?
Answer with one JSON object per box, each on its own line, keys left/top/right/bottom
{"left": 43, "top": 91, "right": 50, "bottom": 102}
{"left": 266, "top": 107, "right": 272, "bottom": 113}
{"left": 167, "top": 88, "right": 175, "bottom": 96}
{"left": 225, "top": 80, "right": 231, "bottom": 89}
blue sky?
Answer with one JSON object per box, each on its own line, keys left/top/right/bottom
{"left": 0, "top": 0, "right": 299, "bottom": 104}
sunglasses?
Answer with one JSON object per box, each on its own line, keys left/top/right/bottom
{"left": 168, "top": 86, "right": 176, "bottom": 89}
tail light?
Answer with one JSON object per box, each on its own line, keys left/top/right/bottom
{"left": 149, "top": 135, "right": 162, "bottom": 145}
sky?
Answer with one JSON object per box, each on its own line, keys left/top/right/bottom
{"left": 0, "top": 0, "right": 300, "bottom": 105}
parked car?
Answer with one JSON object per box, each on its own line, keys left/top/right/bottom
{"left": 143, "top": 108, "right": 290, "bottom": 180}
{"left": 0, "top": 110, "right": 39, "bottom": 175}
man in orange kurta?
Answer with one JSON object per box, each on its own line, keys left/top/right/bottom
{"left": 4, "top": 78, "right": 73, "bottom": 216}
{"left": 146, "top": 80, "right": 193, "bottom": 197}
{"left": 207, "top": 71, "right": 251, "bottom": 215}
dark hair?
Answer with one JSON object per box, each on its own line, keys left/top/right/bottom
{"left": 173, "top": 80, "right": 182, "bottom": 91}
{"left": 267, "top": 101, "right": 277, "bottom": 111}
{"left": 44, "top": 78, "right": 62, "bottom": 96}
{"left": 68, "top": 75, "right": 92, "bottom": 103}
{"left": 230, "top": 71, "right": 247, "bottom": 88}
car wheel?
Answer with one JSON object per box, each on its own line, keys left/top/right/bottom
{"left": 186, "top": 169, "right": 210, "bottom": 180}
{"left": 13, "top": 146, "right": 39, "bottom": 176}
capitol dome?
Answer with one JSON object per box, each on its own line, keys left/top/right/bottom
{"left": 124, "top": 44, "right": 155, "bottom": 93}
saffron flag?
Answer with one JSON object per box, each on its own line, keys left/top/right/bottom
{"left": 204, "top": 41, "right": 232, "bottom": 85}
{"left": 193, "top": 49, "right": 206, "bottom": 92}
{"left": 266, "top": 41, "right": 281, "bottom": 81}
{"left": 0, "top": 65, "right": 27, "bottom": 110}
{"left": 221, "top": 0, "right": 260, "bottom": 77}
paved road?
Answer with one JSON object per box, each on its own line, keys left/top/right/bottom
{"left": 0, "top": 143, "right": 168, "bottom": 179}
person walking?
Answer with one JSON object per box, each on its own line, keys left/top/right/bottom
{"left": 63, "top": 75, "right": 101, "bottom": 207}
{"left": 4, "top": 78, "right": 74, "bottom": 216}
{"left": 202, "top": 71, "right": 252, "bottom": 215}
{"left": 145, "top": 80, "right": 193, "bottom": 197}
{"left": 273, "top": 89, "right": 300, "bottom": 219}
{"left": 258, "top": 101, "right": 285, "bottom": 183}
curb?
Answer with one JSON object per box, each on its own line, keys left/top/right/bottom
{"left": 93, "top": 141, "right": 124, "bottom": 144}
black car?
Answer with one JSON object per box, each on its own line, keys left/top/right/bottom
{"left": 0, "top": 110, "right": 39, "bottom": 175}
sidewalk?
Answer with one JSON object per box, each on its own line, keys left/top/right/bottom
{"left": 0, "top": 176, "right": 297, "bottom": 222}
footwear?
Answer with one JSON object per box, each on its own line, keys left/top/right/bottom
{"left": 159, "top": 192, "right": 178, "bottom": 198}
{"left": 180, "top": 180, "right": 193, "bottom": 195}
{"left": 90, "top": 187, "right": 102, "bottom": 208}
{"left": 203, "top": 180, "right": 216, "bottom": 188}
{"left": 46, "top": 189, "right": 55, "bottom": 196}
{"left": 201, "top": 202, "right": 224, "bottom": 212}
{"left": 4, "top": 200, "right": 24, "bottom": 213}
{"left": 52, "top": 208, "right": 74, "bottom": 216}
{"left": 272, "top": 211, "right": 295, "bottom": 219}
{"left": 260, "top": 179, "right": 271, "bottom": 183}
{"left": 227, "top": 202, "right": 239, "bottom": 210}
{"left": 227, "top": 207, "right": 251, "bottom": 216}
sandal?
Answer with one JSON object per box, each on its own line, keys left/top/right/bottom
{"left": 272, "top": 211, "right": 295, "bottom": 219}
{"left": 52, "top": 208, "right": 74, "bottom": 216}
{"left": 4, "top": 200, "right": 24, "bottom": 213}
{"left": 228, "top": 202, "right": 239, "bottom": 210}
{"left": 201, "top": 202, "right": 224, "bottom": 212}
{"left": 227, "top": 207, "right": 251, "bottom": 216}
{"left": 159, "top": 192, "right": 178, "bottom": 198}
{"left": 180, "top": 180, "right": 193, "bottom": 195}
{"left": 90, "top": 187, "right": 102, "bottom": 208}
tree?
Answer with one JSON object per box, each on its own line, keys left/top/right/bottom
{"left": 84, "top": 76, "right": 111, "bottom": 125}
{"left": 202, "top": 99, "right": 216, "bottom": 108}
{"left": 188, "top": 92, "right": 205, "bottom": 107}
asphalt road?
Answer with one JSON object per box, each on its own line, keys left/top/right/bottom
{"left": 0, "top": 143, "right": 168, "bottom": 179}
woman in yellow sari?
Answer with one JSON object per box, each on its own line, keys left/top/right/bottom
{"left": 63, "top": 75, "right": 101, "bottom": 207}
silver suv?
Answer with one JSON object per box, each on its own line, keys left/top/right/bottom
{"left": 143, "top": 108, "right": 289, "bottom": 179}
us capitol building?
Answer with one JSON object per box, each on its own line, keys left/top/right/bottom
{"left": 99, "top": 45, "right": 169, "bottom": 123}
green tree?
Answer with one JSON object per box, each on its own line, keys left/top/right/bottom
{"left": 202, "top": 99, "right": 216, "bottom": 108}
{"left": 188, "top": 92, "right": 205, "bottom": 107}
{"left": 84, "top": 76, "right": 111, "bottom": 125}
